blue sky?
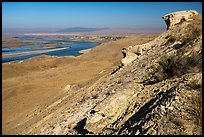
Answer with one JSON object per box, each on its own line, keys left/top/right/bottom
{"left": 2, "top": 2, "right": 202, "bottom": 29}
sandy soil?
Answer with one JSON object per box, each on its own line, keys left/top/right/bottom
{"left": 42, "top": 42, "right": 70, "bottom": 47}
{"left": 2, "top": 35, "right": 70, "bottom": 49}
{"left": 2, "top": 47, "right": 68, "bottom": 58}
{"left": 2, "top": 36, "right": 40, "bottom": 48}
{"left": 78, "top": 48, "right": 92, "bottom": 54}
{"left": 2, "top": 34, "right": 159, "bottom": 134}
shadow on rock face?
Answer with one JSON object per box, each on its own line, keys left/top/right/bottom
{"left": 118, "top": 86, "right": 176, "bottom": 135}
{"left": 74, "top": 118, "right": 94, "bottom": 135}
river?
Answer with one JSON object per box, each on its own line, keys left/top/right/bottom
{"left": 2, "top": 36, "right": 100, "bottom": 63}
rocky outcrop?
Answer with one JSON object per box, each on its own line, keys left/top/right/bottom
{"left": 121, "top": 37, "right": 167, "bottom": 66}
{"left": 121, "top": 10, "right": 199, "bottom": 66}
{"left": 162, "top": 10, "right": 198, "bottom": 30}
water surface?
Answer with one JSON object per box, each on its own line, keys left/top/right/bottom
{"left": 2, "top": 36, "right": 100, "bottom": 63}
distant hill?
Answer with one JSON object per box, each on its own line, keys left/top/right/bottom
{"left": 89, "top": 27, "right": 166, "bottom": 34}
{"left": 2, "top": 27, "right": 165, "bottom": 35}
{"left": 57, "top": 27, "right": 109, "bottom": 32}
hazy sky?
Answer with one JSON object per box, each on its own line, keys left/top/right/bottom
{"left": 2, "top": 2, "right": 202, "bottom": 29}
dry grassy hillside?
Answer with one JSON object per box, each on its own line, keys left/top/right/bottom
{"left": 2, "top": 34, "right": 157, "bottom": 134}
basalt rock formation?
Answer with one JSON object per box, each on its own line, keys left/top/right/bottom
{"left": 19, "top": 10, "right": 202, "bottom": 135}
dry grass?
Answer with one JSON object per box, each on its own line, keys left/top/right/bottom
{"left": 2, "top": 34, "right": 158, "bottom": 134}
{"left": 2, "top": 36, "right": 40, "bottom": 48}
